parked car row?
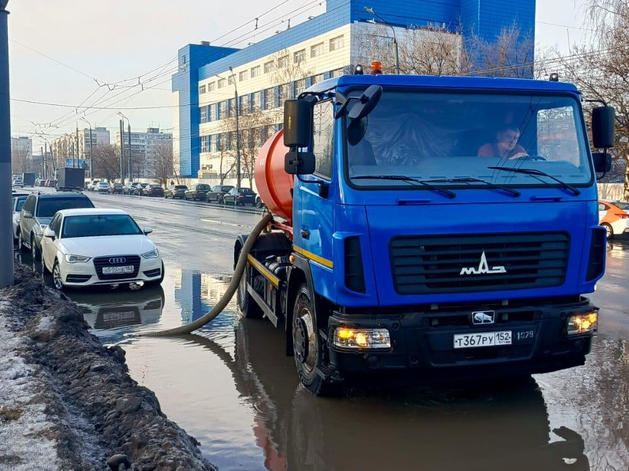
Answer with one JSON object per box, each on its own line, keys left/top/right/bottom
{"left": 13, "top": 190, "right": 163, "bottom": 291}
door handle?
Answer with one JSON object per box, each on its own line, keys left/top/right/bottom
{"left": 300, "top": 227, "right": 310, "bottom": 239}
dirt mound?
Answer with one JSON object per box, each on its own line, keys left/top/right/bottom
{"left": 0, "top": 265, "right": 216, "bottom": 471}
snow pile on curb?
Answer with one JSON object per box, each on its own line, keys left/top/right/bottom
{"left": 0, "top": 265, "right": 216, "bottom": 471}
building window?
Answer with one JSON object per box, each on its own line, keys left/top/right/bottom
{"left": 294, "top": 49, "right": 306, "bottom": 63}
{"left": 295, "top": 79, "right": 307, "bottom": 96}
{"left": 220, "top": 101, "right": 227, "bottom": 118}
{"left": 279, "top": 84, "right": 290, "bottom": 102}
{"left": 228, "top": 98, "right": 236, "bottom": 117}
{"left": 264, "top": 88, "right": 275, "bottom": 110}
{"left": 199, "top": 85, "right": 206, "bottom": 94}
{"left": 264, "top": 61, "right": 274, "bottom": 74}
{"left": 225, "top": 132, "right": 232, "bottom": 151}
{"left": 208, "top": 82, "right": 216, "bottom": 92}
{"left": 251, "top": 66, "right": 260, "bottom": 78}
{"left": 311, "top": 42, "right": 324, "bottom": 58}
{"left": 278, "top": 55, "right": 289, "bottom": 69}
{"left": 201, "top": 135, "right": 209, "bottom": 153}
{"left": 218, "top": 78, "right": 227, "bottom": 89}
{"left": 240, "top": 94, "right": 249, "bottom": 114}
{"left": 330, "top": 68, "right": 345, "bottom": 78}
{"left": 200, "top": 106, "right": 207, "bottom": 124}
{"left": 329, "top": 35, "right": 344, "bottom": 52}
{"left": 252, "top": 91, "right": 260, "bottom": 110}
{"left": 311, "top": 73, "right": 325, "bottom": 84}
{"left": 207, "top": 105, "right": 213, "bottom": 122}
{"left": 239, "top": 70, "right": 248, "bottom": 82}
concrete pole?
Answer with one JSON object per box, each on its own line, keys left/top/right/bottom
{"left": 0, "top": 4, "right": 13, "bottom": 287}
{"left": 127, "top": 123, "right": 131, "bottom": 180}
{"left": 229, "top": 67, "right": 241, "bottom": 189}
{"left": 119, "top": 119, "right": 125, "bottom": 183}
{"left": 75, "top": 124, "right": 79, "bottom": 168}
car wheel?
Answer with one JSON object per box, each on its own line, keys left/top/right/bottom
{"left": 237, "top": 263, "right": 263, "bottom": 319}
{"left": 292, "top": 283, "right": 340, "bottom": 397}
{"left": 602, "top": 223, "right": 613, "bottom": 239}
{"left": 18, "top": 231, "right": 28, "bottom": 253}
{"left": 144, "top": 261, "right": 165, "bottom": 287}
{"left": 51, "top": 260, "right": 64, "bottom": 290}
{"left": 31, "top": 234, "right": 40, "bottom": 259}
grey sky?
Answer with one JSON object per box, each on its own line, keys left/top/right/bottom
{"left": 8, "top": 0, "right": 590, "bottom": 151}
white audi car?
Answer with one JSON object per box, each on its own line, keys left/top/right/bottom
{"left": 40, "top": 208, "right": 163, "bottom": 290}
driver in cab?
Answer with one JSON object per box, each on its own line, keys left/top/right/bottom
{"left": 478, "top": 126, "right": 528, "bottom": 160}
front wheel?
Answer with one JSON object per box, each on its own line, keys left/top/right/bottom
{"left": 602, "top": 222, "right": 614, "bottom": 239}
{"left": 51, "top": 260, "right": 64, "bottom": 290}
{"left": 292, "top": 284, "right": 339, "bottom": 396}
{"left": 18, "top": 231, "right": 28, "bottom": 253}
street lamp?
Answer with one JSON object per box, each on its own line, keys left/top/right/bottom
{"left": 216, "top": 68, "right": 242, "bottom": 188}
{"left": 364, "top": 6, "right": 400, "bottom": 74}
{"left": 0, "top": 0, "right": 12, "bottom": 287}
{"left": 117, "top": 112, "right": 131, "bottom": 182}
{"left": 80, "top": 116, "right": 93, "bottom": 179}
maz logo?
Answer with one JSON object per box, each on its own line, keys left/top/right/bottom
{"left": 460, "top": 252, "right": 506, "bottom": 276}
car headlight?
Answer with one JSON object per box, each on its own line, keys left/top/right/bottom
{"left": 567, "top": 312, "right": 598, "bottom": 335}
{"left": 141, "top": 248, "right": 159, "bottom": 259}
{"left": 65, "top": 254, "right": 91, "bottom": 263}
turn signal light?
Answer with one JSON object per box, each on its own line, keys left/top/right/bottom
{"left": 333, "top": 327, "right": 391, "bottom": 349}
{"left": 567, "top": 312, "right": 598, "bottom": 335}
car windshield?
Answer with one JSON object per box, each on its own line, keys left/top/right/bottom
{"left": 346, "top": 91, "right": 591, "bottom": 189}
{"left": 62, "top": 214, "right": 142, "bottom": 238}
{"left": 37, "top": 197, "right": 94, "bottom": 217}
{"left": 175, "top": 185, "right": 187, "bottom": 190}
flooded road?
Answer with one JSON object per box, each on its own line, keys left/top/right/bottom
{"left": 18, "top": 192, "right": 629, "bottom": 470}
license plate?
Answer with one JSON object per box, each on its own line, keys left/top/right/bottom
{"left": 453, "top": 331, "right": 512, "bottom": 349}
{"left": 102, "top": 265, "right": 134, "bottom": 275}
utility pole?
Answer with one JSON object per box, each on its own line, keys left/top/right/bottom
{"left": 365, "top": 7, "right": 400, "bottom": 74}
{"left": 119, "top": 119, "right": 125, "bottom": 183}
{"left": 127, "top": 123, "right": 132, "bottom": 180}
{"left": 0, "top": 1, "right": 13, "bottom": 287}
{"left": 80, "top": 117, "right": 93, "bottom": 179}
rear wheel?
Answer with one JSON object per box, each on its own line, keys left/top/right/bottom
{"left": 237, "top": 263, "right": 263, "bottom": 319}
{"left": 292, "top": 283, "right": 339, "bottom": 396}
{"left": 602, "top": 223, "right": 614, "bottom": 239}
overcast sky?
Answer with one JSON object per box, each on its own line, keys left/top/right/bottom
{"left": 7, "top": 0, "right": 590, "bottom": 151}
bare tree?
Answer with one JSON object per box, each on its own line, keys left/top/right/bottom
{"left": 10, "top": 145, "right": 29, "bottom": 174}
{"left": 153, "top": 140, "right": 174, "bottom": 187}
{"left": 91, "top": 145, "right": 120, "bottom": 182}
{"left": 554, "top": 0, "right": 629, "bottom": 197}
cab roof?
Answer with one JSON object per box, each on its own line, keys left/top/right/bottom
{"left": 307, "top": 74, "right": 580, "bottom": 95}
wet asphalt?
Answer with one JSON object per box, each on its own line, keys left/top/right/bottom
{"left": 17, "top": 190, "right": 629, "bottom": 470}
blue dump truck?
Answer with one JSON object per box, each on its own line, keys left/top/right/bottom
{"left": 236, "top": 74, "right": 614, "bottom": 395}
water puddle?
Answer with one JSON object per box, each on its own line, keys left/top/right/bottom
{"left": 17, "top": 254, "right": 629, "bottom": 470}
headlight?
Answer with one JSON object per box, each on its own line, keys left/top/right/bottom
{"left": 333, "top": 327, "right": 391, "bottom": 349}
{"left": 141, "top": 248, "right": 159, "bottom": 259}
{"left": 65, "top": 254, "right": 91, "bottom": 263}
{"left": 567, "top": 312, "right": 598, "bottom": 335}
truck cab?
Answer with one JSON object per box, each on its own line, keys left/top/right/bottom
{"left": 238, "top": 74, "right": 614, "bottom": 395}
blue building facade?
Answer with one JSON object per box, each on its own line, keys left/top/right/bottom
{"left": 172, "top": 0, "right": 536, "bottom": 178}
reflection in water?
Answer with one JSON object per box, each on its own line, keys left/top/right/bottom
{"left": 70, "top": 286, "right": 165, "bottom": 330}
{"left": 187, "top": 319, "right": 591, "bottom": 471}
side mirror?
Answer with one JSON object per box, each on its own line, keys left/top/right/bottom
{"left": 43, "top": 227, "right": 56, "bottom": 239}
{"left": 592, "top": 106, "right": 615, "bottom": 148}
{"left": 347, "top": 85, "right": 383, "bottom": 121}
{"left": 283, "top": 100, "right": 313, "bottom": 147}
{"left": 143, "top": 227, "right": 153, "bottom": 235}
{"left": 22, "top": 210, "right": 33, "bottom": 219}
{"left": 593, "top": 152, "right": 612, "bottom": 173}
{"left": 285, "top": 151, "right": 316, "bottom": 175}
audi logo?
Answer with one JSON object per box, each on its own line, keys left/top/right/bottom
{"left": 109, "top": 257, "right": 127, "bottom": 264}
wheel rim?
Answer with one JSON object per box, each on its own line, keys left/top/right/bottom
{"left": 53, "top": 264, "right": 63, "bottom": 290}
{"left": 293, "top": 296, "right": 317, "bottom": 372}
{"left": 238, "top": 269, "right": 247, "bottom": 308}
{"left": 605, "top": 224, "right": 612, "bottom": 238}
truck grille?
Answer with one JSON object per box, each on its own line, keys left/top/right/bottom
{"left": 94, "top": 255, "right": 141, "bottom": 280}
{"left": 390, "top": 233, "right": 569, "bottom": 294}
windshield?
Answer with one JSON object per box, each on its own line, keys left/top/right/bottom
{"left": 346, "top": 91, "right": 591, "bottom": 189}
{"left": 37, "top": 197, "right": 94, "bottom": 218}
{"left": 62, "top": 214, "right": 142, "bottom": 238}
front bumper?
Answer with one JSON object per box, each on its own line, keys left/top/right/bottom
{"left": 326, "top": 297, "right": 596, "bottom": 381}
{"left": 60, "top": 257, "right": 162, "bottom": 287}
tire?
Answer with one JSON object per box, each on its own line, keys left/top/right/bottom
{"left": 31, "top": 234, "right": 40, "bottom": 259}
{"left": 51, "top": 260, "right": 64, "bottom": 290}
{"left": 602, "top": 223, "right": 613, "bottom": 240}
{"left": 18, "top": 231, "right": 28, "bottom": 253}
{"left": 291, "top": 283, "right": 339, "bottom": 396}
{"left": 237, "top": 263, "right": 263, "bottom": 319}
{"left": 144, "top": 261, "right": 165, "bottom": 287}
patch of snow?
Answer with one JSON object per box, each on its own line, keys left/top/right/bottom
{"left": 35, "top": 315, "right": 55, "bottom": 334}
{"left": 0, "top": 307, "right": 61, "bottom": 471}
